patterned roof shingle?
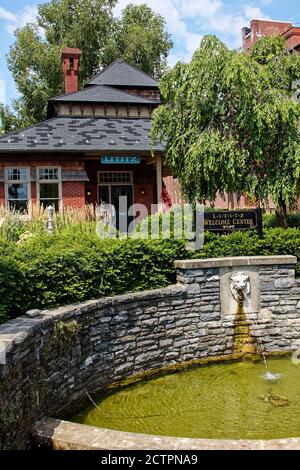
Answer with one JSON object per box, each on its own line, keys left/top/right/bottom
{"left": 0, "top": 117, "right": 164, "bottom": 153}
{"left": 86, "top": 60, "right": 159, "bottom": 88}
{"left": 50, "top": 84, "right": 159, "bottom": 104}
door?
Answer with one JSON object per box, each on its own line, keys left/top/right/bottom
{"left": 98, "top": 184, "right": 134, "bottom": 232}
{"left": 111, "top": 185, "right": 133, "bottom": 233}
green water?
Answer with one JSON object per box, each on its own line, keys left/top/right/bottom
{"left": 70, "top": 358, "right": 300, "bottom": 440}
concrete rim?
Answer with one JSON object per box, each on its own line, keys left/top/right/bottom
{"left": 34, "top": 417, "right": 300, "bottom": 450}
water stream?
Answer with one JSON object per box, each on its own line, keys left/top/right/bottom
{"left": 233, "top": 288, "right": 256, "bottom": 355}
{"left": 233, "top": 286, "right": 282, "bottom": 382}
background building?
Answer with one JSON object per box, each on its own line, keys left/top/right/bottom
{"left": 0, "top": 49, "right": 178, "bottom": 222}
{"left": 242, "top": 18, "right": 300, "bottom": 51}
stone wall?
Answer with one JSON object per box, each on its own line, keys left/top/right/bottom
{"left": 0, "top": 255, "right": 299, "bottom": 449}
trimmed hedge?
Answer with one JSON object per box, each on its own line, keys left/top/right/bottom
{"left": 263, "top": 212, "right": 300, "bottom": 228}
{"left": 0, "top": 227, "right": 299, "bottom": 324}
{"left": 0, "top": 235, "right": 189, "bottom": 323}
{"left": 197, "top": 229, "right": 300, "bottom": 274}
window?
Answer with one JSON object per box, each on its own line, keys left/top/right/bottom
{"left": 5, "top": 167, "right": 30, "bottom": 212}
{"left": 98, "top": 172, "right": 132, "bottom": 184}
{"left": 37, "top": 167, "right": 61, "bottom": 211}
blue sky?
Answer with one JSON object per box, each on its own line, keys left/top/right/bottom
{"left": 1, "top": 0, "right": 300, "bottom": 106}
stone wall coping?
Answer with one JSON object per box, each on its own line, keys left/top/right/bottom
{"left": 0, "top": 284, "right": 185, "bottom": 338}
{"left": 34, "top": 417, "right": 300, "bottom": 450}
{"left": 175, "top": 255, "right": 297, "bottom": 270}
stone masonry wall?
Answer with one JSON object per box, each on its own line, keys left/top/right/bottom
{"left": 0, "top": 256, "right": 299, "bottom": 449}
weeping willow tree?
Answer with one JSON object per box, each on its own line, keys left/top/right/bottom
{"left": 152, "top": 35, "right": 300, "bottom": 226}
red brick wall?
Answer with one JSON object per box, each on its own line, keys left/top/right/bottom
{"left": 243, "top": 19, "right": 292, "bottom": 49}
{"left": 62, "top": 182, "right": 85, "bottom": 208}
{"left": 133, "top": 183, "right": 154, "bottom": 216}
{"left": 283, "top": 28, "right": 300, "bottom": 49}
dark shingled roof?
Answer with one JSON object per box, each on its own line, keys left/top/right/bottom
{"left": 50, "top": 84, "right": 159, "bottom": 104}
{"left": 0, "top": 117, "right": 164, "bottom": 153}
{"left": 86, "top": 59, "right": 159, "bottom": 88}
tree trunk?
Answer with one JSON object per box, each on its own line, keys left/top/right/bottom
{"left": 275, "top": 201, "right": 288, "bottom": 228}
{"left": 228, "top": 192, "right": 235, "bottom": 210}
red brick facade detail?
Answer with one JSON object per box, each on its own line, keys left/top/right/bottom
{"left": 242, "top": 19, "right": 292, "bottom": 50}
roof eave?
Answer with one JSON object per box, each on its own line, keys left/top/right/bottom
{"left": 0, "top": 147, "right": 164, "bottom": 154}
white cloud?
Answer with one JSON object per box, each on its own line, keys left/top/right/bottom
{"left": 0, "top": 5, "right": 38, "bottom": 34}
{"left": 0, "top": 80, "right": 6, "bottom": 104}
{"left": 0, "top": 6, "right": 17, "bottom": 23}
{"left": 243, "top": 5, "right": 269, "bottom": 20}
{"left": 178, "top": 0, "right": 222, "bottom": 18}
{"left": 114, "top": 1, "right": 270, "bottom": 61}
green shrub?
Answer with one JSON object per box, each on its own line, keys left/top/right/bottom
{"left": 0, "top": 235, "right": 189, "bottom": 321}
{"left": 263, "top": 212, "right": 300, "bottom": 228}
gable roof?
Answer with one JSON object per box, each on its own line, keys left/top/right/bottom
{"left": 86, "top": 59, "right": 159, "bottom": 88}
{"left": 50, "top": 84, "right": 159, "bottom": 104}
{"left": 0, "top": 117, "right": 164, "bottom": 153}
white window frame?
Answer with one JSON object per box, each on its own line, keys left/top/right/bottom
{"left": 97, "top": 171, "right": 133, "bottom": 205}
{"left": 5, "top": 167, "right": 31, "bottom": 212}
{"left": 36, "top": 166, "right": 62, "bottom": 210}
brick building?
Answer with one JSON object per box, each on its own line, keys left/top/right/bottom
{"left": 0, "top": 49, "right": 183, "bottom": 224}
{"left": 242, "top": 18, "right": 300, "bottom": 51}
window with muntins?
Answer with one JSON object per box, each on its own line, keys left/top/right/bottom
{"left": 98, "top": 172, "right": 132, "bottom": 184}
{"left": 37, "top": 167, "right": 61, "bottom": 211}
{"left": 5, "top": 167, "right": 30, "bottom": 212}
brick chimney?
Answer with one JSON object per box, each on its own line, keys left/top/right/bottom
{"left": 61, "top": 48, "right": 81, "bottom": 94}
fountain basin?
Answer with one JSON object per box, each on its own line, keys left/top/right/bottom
{"left": 67, "top": 357, "right": 300, "bottom": 441}
{"left": 1, "top": 255, "right": 300, "bottom": 450}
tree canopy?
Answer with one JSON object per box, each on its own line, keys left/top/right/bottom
{"left": 0, "top": 0, "right": 172, "bottom": 133}
{"left": 152, "top": 35, "right": 300, "bottom": 224}
{"left": 104, "top": 4, "right": 172, "bottom": 78}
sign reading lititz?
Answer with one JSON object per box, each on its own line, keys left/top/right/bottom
{"left": 101, "top": 156, "right": 141, "bottom": 164}
{"left": 204, "top": 209, "right": 263, "bottom": 237}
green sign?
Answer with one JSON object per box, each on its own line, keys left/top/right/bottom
{"left": 101, "top": 156, "right": 140, "bottom": 164}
